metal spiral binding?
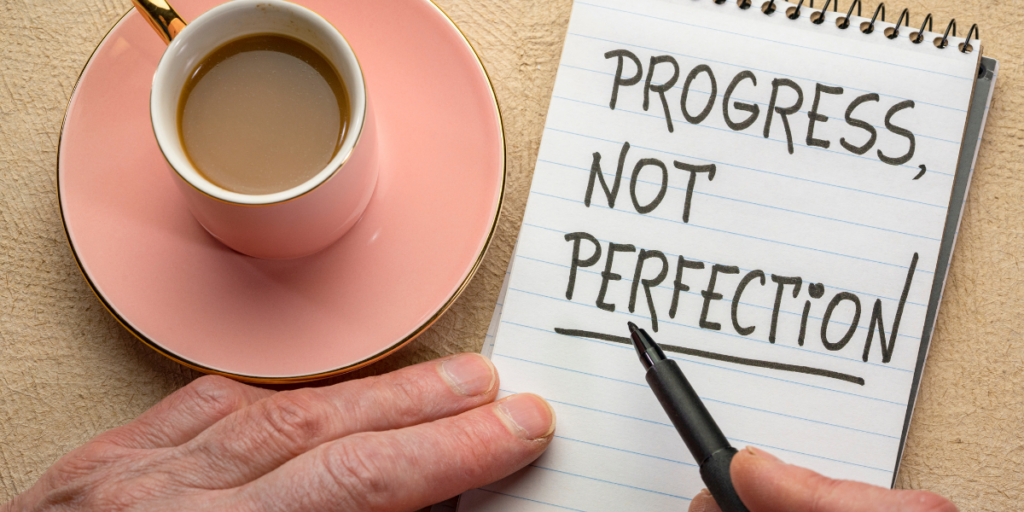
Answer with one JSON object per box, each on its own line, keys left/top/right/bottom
{"left": 960, "top": 24, "right": 979, "bottom": 53}
{"left": 835, "top": 0, "right": 861, "bottom": 29}
{"left": 785, "top": 0, "right": 807, "bottom": 20}
{"left": 909, "top": 13, "right": 933, "bottom": 43}
{"left": 728, "top": 0, "right": 978, "bottom": 54}
{"left": 809, "top": 0, "right": 837, "bottom": 24}
{"left": 935, "top": 20, "right": 956, "bottom": 48}
{"left": 861, "top": 4, "right": 884, "bottom": 34}
{"left": 884, "top": 8, "right": 911, "bottom": 39}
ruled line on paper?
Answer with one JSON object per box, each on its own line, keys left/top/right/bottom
{"left": 527, "top": 189, "right": 933, "bottom": 273}
{"left": 552, "top": 83, "right": 961, "bottom": 144}
{"left": 573, "top": 1, "right": 974, "bottom": 82}
{"left": 474, "top": 489, "right": 589, "bottom": 512}
{"left": 551, "top": 327, "right": 866, "bottom": 384}
{"left": 504, "top": 285, "right": 917, "bottom": 376}
{"left": 566, "top": 31, "right": 969, "bottom": 113}
{"left": 539, "top": 157, "right": 943, "bottom": 240}
{"left": 464, "top": 0, "right": 977, "bottom": 507}
{"left": 548, "top": 93, "right": 955, "bottom": 175}
{"left": 552, "top": 435, "right": 696, "bottom": 465}
{"left": 498, "top": 388, "right": 894, "bottom": 473}
{"left": 528, "top": 464, "right": 693, "bottom": 501}
{"left": 514, "top": 252, "right": 924, "bottom": 343}
{"left": 518, "top": 224, "right": 930, "bottom": 309}
{"left": 499, "top": 320, "right": 910, "bottom": 405}
{"left": 495, "top": 352, "right": 900, "bottom": 438}
{"left": 541, "top": 127, "right": 950, "bottom": 209}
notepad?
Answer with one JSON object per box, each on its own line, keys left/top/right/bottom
{"left": 458, "top": 1, "right": 993, "bottom": 510}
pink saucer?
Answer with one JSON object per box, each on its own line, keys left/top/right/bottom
{"left": 58, "top": 0, "right": 504, "bottom": 382}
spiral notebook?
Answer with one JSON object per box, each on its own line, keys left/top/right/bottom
{"left": 453, "top": 0, "right": 995, "bottom": 510}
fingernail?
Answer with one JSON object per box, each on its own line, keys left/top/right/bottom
{"left": 440, "top": 354, "right": 496, "bottom": 396}
{"left": 746, "top": 446, "right": 782, "bottom": 462}
{"left": 688, "top": 489, "right": 717, "bottom": 512}
{"left": 497, "top": 394, "right": 556, "bottom": 440}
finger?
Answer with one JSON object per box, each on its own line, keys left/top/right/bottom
{"left": 172, "top": 353, "right": 499, "bottom": 488}
{"left": 232, "top": 393, "right": 555, "bottom": 512}
{"left": 731, "top": 447, "right": 958, "bottom": 512}
{"left": 99, "top": 375, "right": 274, "bottom": 449}
{"left": 689, "top": 489, "right": 723, "bottom": 512}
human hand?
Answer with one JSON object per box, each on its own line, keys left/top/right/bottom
{"left": 2, "top": 353, "right": 554, "bottom": 512}
{"left": 688, "top": 446, "right": 957, "bottom": 512}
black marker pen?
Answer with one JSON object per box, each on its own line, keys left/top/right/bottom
{"left": 627, "top": 322, "right": 749, "bottom": 512}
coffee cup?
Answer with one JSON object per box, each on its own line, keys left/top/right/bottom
{"left": 137, "top": 0, "right": 378, "bottom": 259}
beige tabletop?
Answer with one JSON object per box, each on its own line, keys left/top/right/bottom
{"left": 1, "top": 0, "right": 1022, "bottom": 509}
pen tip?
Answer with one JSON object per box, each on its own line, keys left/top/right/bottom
{"left": 627, "top": 321, "right": 640, "bottom": 334}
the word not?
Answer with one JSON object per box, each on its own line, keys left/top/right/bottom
{"left": 586, "top": 141, "right": 715, "bottom": 223}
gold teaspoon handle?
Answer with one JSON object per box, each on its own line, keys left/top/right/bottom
{"left": 131, "top": 0, "right": 187, "bottom": 44}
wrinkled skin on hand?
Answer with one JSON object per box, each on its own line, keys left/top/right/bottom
{"left": 689, "top": 446, "right": 958, "bottom": 512}
{"left": 2, "top": 353, "right": 555, "bottom": 512}
{"left": 2, "top": 351, "right": 958, "bottom": 512}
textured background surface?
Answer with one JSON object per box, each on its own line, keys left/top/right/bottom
{"left": 0, "top": 0, "right": 1021, "bottom": 509}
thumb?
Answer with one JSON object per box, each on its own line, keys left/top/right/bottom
{"left": 730, "top": 447, "right": 957, "bottom": 512}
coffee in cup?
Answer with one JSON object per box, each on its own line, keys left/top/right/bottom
{"left": 178, "top": 34, "right": 352, "bottom": 195}
{"left": 139, "top": 0, "right": 379, "bottom": 259}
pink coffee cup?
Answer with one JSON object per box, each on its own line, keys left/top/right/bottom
{"left": 143, "top": 0, "right": 378, "bottom": 259}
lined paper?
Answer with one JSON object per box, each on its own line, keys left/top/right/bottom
{"left": 461, "top": 1, "right": 981, "bottom": 510}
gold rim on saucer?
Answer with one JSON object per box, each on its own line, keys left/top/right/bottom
{"left": 56, "top": 1, "right": 506, "bottom": 384}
